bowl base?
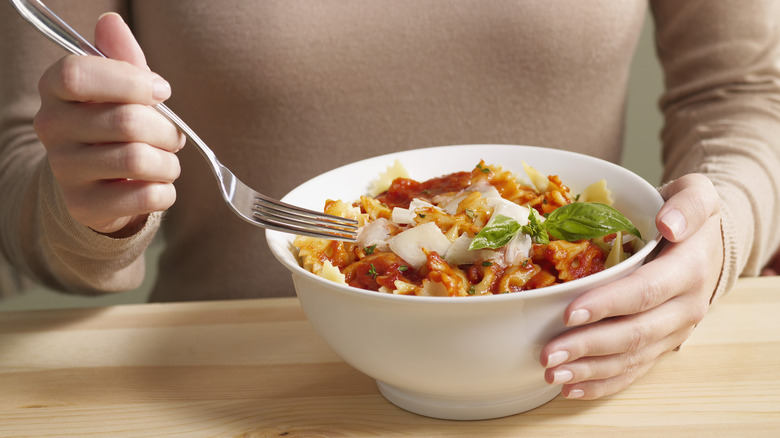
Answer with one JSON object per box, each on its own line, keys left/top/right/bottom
{"left": 376, "top": 381, "right": 561, "bottom": 420}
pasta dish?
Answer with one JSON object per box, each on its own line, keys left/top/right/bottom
{"left": 293, "top": 161, "right": 643, "bottom": 296}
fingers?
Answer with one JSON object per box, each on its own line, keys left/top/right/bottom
{"left": 559, "top": 222, "right": 713, "bottom": 328}
{"left": 557, "top": 358, "right": 657, "bottom": 400}
{"left": 35, "top": 101, "right": 184, "bottom": 152}
{"left": 50, "top": 141, "right": 181, "bottom": 184}
{"left": 560, "top": 176, "right": 721, "bottom": 325}
{"left": 542, "top": 299, "right": 701, "bottom": 400}
{"left": 38, "top": 13, "right": 168, "bottom": 106}
{"left": 32, "top": 12, "right": 183, "bottom": 236}
{"left": 94, "top": 12, "right": 147, "bottom": 68}
{"left": 38, "top": 56, "right": 170, "bottom": 106}
{"left": 540, "top": 211, "right": 723, "bottom": 400}
{"left": 546, "top": 316, "right": 693, "bottom": 400}
{"left": 65, "top": 179, "right": 177, "bottom": 234}
{"left": 657, "top": 174, "right": 720, "bottom": 242}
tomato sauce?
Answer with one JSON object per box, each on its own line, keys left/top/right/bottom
{"left": 375, "top": 172, "right": 472, "bottom": 209}
{"left": 343, "top": 253, "right": 422, "bottom": 291}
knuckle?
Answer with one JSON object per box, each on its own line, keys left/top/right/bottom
{"left": 138, "top": 183, "right": 175, "bottom": 212}
{"left": 110, "top": 105, "right": 145, "bottom": 139}
{"left": 122, "top": 143, "right": 148, "bottom": 177}
{"left": 627, "top": 322, "right": 654, "bottom": 353}
{"left": 620, "top": 352, "right": 646, "bottom": 382}
{"left": 632, "top": 271, "right": 664, "bottom": 312}
{"left": 169, "top": 154, "right": 182, "bottom": 181}
{"left": 57, "top": 56, "right": 87, "bottom": 97}
{"left": 686, "top": 299, "right": 709, "bottom": 327}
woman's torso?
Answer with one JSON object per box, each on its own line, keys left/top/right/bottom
{"left": 127, "top": 0, "right": 646, "bottom": 301}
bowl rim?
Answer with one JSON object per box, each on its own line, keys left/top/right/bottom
{"left": 267, "top": 144, "right": 664, "bottom": 305}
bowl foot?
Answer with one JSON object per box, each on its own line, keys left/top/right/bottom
{"left": 376, "top": 381, "right": 561, "bottom": 420}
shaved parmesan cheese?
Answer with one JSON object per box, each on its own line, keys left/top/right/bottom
{"left": 445, "top": 234, "right": 499, "bottom": 265}
{"left": 389, "top": 222, "right": 452, "bottom": 269}
{"left": 438, "top": 183, "right": 499, "bottom": 215}
{"left": 439, "top": 192, "right": 468, "bottom": 215}
{"left": 488, "top": 197, "right": 531, "bottom": 226}
{"left": 356, "top": 217, "right": 392, "bottom": 251}
{"left": 472, "top": 182, "right": 502, "bottom": 199}
{"left": 504, "top": 233, "right": 533, "bottom": 265}
{"left": 391, "top": 199, "right": 437, "bottom": 225}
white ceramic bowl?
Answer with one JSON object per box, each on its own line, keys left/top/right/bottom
{"left": 266, "top": 144, "right": 664, "bottom": 420}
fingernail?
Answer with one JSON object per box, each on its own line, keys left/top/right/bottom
{"left": 565, "top": 389, "right": 585, "bottom": 399}
{"left": 546, "top": 350, "right": 570, "bottom": 368}
{"left": 660, "top": 208, "right": 686, "bottom": 240}
{"left": 552, "top": 369, "right": 573, "bottom": 385}
{"left": 567, "top": 309, "right": 591, "bottom": 326}
{"left": 98, "top": 12, "right": 124, "bottom": 22}
{"left": 152, "top": 77, "right": 171, "bottom": 101}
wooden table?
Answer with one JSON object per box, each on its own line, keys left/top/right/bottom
{"left": 1, "top": 277, "right": 778, "bottom": 437}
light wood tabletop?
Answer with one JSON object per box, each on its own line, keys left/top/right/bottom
{"left": 1, "top": 276, "right": 778, "bottom": 437}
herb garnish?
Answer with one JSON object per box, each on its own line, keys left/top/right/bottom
{"left": 469, "top": 214, "right": 523, "bottom": 250}
{"left": 469, "top": 203, "right": 641, "bottom": 250}
{"left": 367, "top": 264, "right": 378, "bottom": 278}
{"left": 542, "top": 202, "right": 641, "bottom": 242}
{"left": 364, "top": 244, "right": 377, "bottom": 255}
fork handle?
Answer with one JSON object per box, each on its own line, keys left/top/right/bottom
{"left": 11, "top": 0, "right": 223, "bottom": 173}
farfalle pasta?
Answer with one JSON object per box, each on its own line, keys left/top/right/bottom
{"left": 293, "top": 161, "right": 643, "bottom": 296}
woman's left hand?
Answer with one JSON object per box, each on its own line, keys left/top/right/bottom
{"left": 539, "top": 173, "right": 724, "bottom": 400}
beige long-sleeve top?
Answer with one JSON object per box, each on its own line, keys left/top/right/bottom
{"left": 1, "top": 0, "right": 779, "bottom": 302}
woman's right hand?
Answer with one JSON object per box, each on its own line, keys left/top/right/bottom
{"left": 34, "top": 12, "right": 184, "bottom": 237}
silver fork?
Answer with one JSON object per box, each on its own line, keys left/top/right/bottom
{"left": 10, "top": 0, "right": 358, "bottom": 241}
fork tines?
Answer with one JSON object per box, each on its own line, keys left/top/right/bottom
{"left": 253, "top": 196, "right": 358, "bottom": 242}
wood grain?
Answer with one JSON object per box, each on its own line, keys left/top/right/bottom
{"left": 1, "top": 278, "right": 778, "bottom": 437}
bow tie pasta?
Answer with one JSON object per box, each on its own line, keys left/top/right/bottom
{"left": 294, "top": 161, "right": 643, "bottom": 297}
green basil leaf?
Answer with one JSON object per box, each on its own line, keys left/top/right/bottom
{"left": 521, "top": 208, "right": 549, "bottom": 244}
{"left": 543, "top": 202, "right": 641, "bottom": 241}
{"left": 469, "top": 214, "right": 522, "bottom": 250}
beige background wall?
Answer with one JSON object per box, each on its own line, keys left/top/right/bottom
{"left": 0, "top": 14, "right": 664, "bottom": 312}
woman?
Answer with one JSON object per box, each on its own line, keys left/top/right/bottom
{"left": 1, "top": 0, "right": 779, "bottom": 400}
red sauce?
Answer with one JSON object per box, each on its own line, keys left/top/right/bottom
{"left": 343, "top": 252, "right": 422, "bottom": 291}
{"left": 375, "top": 172, "right": 472, "bottom": 209}
{"left": 566, "top": 245, "right": 606, "bottom": 280}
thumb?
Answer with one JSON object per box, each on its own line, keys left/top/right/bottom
{"left": 94, "top": 12, "right": 148, "bottom": 69}
{"left": 656, "top": 174, "right": 720, "bottom": 242}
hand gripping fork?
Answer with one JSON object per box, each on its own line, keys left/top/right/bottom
{"left": 10, "top": 0, "right": 358, "bottom": 241}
